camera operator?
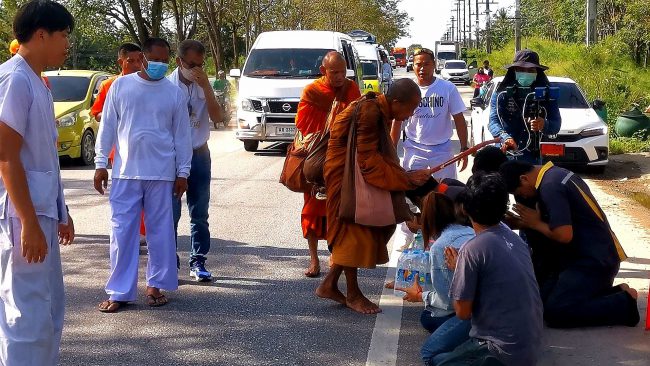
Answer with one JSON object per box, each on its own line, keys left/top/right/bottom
{"left": 488, "top": 50, "right": 561, "bottom": 164}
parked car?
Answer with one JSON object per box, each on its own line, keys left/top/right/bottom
{"left": 469, "top": 76, "right": 609, "bottom": 172}
{"left": 230, "top": 30, "right": 364, "bottom": 152}
{"left": 389, "top": 55, "right": 396, "bottom": 69}
{"left": 440, "top": 60, "right": 470, "bottom": 85}
{"left": 45, "top": 70, "right": 111, "bottom": 165}
{"left": 406, "top": 55, "right": 413, "bottom": 72}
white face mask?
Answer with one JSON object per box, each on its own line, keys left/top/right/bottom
{"left": 180, "top": 65, "right": 195, "bottom": 82}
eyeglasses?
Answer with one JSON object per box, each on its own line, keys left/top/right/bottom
{"left": 413, "top": 48, "right": 435, "bottom": 58}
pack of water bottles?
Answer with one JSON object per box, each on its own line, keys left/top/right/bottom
{"left": 394, "top": 231, "right": 432, "bottom": 297}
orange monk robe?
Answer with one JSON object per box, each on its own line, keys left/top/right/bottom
{"left": 324, "top": 94, "right": 415, "bottom": 269}
{"left": 295, "top": 77, "right": 361, "bottom": 239}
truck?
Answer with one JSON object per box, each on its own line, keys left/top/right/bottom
{"left": 434, "top": 41, "right": 460, "bottom": 74}
{"left": 391, "top": 47, "right": 407, "bottom": 68}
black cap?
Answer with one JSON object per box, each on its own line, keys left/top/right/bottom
{"left": 505, "top": 49, "right": 548, "bottom": 70}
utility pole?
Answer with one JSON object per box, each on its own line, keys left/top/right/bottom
{"left": 456, "top": 2, "right": 461, "bottom": 43}
{"left": 451, "top": 16, "right": 456, "bottom": 43}
{"left": 476, "top": 0, "right": 480, "bottom": 47}
{"left": 586, "top": 0, "right": 597, "bottom": 46}
{"left": 515, "top": 0, "right": 522, "bottom": 52}
{"left": 462, "top": 0, "right": 467, "bottom": 46}
{"left": 468, "top": 0, "right": 472, "bottom": 48}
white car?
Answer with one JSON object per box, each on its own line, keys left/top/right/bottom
{"left": 441, "top": 60, "right": 470, "bottom": 85}
{"left": 389, "top": 56, "right": 396, "bottom": 69}
{"left": 469, "top": 76, "right": 609, "bottom": 172}
{"left": 406, "top": 56, "right": 413, "bottom": 72}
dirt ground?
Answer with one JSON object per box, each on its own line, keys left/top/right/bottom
{"left": 585, "top": 152, "right": 650, "bottom": 228}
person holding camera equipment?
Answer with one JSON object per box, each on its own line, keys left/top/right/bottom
{"left": 488, "top": 50, "right": 561, "bottom": 164}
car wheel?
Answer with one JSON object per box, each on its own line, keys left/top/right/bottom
{"left": 243, "top": 140, "right": 259, "bottom": 152}
{"left": 79, "top": 130, "right": 95, "bottom": 166}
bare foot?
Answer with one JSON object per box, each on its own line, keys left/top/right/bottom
{"left": 315, "top": 283, "right": 347, "bottom": 305}
{"left": 304, "top": 260, "right": 321, "bottom": 278}
{"left": 619, "top": 283, "right": 638, "bottom": 299}
{"left": 346, "top": 294, "right": 382, "bottom": 315}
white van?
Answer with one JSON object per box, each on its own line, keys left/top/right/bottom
{"left": 230, "top": 31, "right": 363, "bottom": 152}
{"left": 354, "top": 42, "right": 384, "bottom": 95}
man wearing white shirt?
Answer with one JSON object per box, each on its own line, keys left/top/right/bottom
{"left": 94, "top": 37, "right": 192, "bottom": 313}
{"left": 390, "top": 47, "right": 469, "bottom": 249}
{"left": 0, "top": 1, "right": 75, "bottom": 364}
{"left": 168, "top": 40, "right": 221, "bottom": 282}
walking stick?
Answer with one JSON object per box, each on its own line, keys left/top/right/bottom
{"left": 427, "top": 138, "right": 502, "bottom": 175}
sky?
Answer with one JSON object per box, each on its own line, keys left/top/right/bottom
{"left": 396, "top": 0, "right": 516, "bottom": 49}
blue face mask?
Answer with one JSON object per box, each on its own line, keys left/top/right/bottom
{"left": 143, "top": 57, "right": 169, "bottom": 80}
{"left": 515, "top": 71, "right": 537, "bottom": 87}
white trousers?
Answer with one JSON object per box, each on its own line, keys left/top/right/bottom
{"left": 106, "top": 179, "right": 177, "bottom": 301}
{"left": 0, "top": 216, "right": 63, "bottom": 366}
{"left": 396, "top": 139, "right": 458, "bottom": 248}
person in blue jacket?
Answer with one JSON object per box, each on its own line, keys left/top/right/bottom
{"left": 488, "top": 50, "right": 561, "bottom": 163}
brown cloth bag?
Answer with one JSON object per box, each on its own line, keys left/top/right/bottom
{"left": 338, "top": 93, "right": 411, "bottom": 227}
{"left": 302, "top": 100, "right": 339, "bottom": 186}
{"left": 278, "top": 130, "right": 312, "bottom": 193}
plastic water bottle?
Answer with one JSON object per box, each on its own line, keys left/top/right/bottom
{"left": 394, "top": 250, "right": 415, "bottom": 297}
{"left": 411, "top": 231, "right": 425, "bottom": 251}
{"left": 414, "top": 250, "right": 433, "bottom": 293}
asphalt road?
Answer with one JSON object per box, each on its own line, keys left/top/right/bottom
{"left": 57, "top": 68, "right": 650, "bottom": 366}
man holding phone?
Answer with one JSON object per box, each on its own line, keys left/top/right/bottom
{"left": 168, "top": 39, "right": 221, "bottom": 282}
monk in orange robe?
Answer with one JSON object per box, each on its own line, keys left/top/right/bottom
{"left": 317, "top": 79, "right": 431, "bottom": 314}
{"left": 295, "top": 51, "right": 361, "bottom": 277}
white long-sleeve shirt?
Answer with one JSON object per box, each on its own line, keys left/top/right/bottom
{"left": 95, "top": 73, "right": 192, "bottom": 181}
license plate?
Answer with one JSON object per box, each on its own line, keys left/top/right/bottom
{"left": 541, "top": 144, "right": 565, "bottom": 157}
{"left": 276, "top": 127, "right": 296, "bottom": 135}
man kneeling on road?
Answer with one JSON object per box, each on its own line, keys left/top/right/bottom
{"left": 499, "top": 160, "right": 640, "bottom": 328}
{"left": 435, "top": 173, "right": 543, "bottom": 366}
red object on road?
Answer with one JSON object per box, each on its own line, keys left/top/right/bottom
{"left": 428, "top": 138, "right": 502, "bottom": 175}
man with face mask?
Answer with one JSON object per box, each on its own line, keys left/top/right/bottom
{"left": 94, "top": 37, "right": 192, "bottom": 313}
{"left": 488, "top": 50, "right": 561, "bottom": 163}
{"left": 167, "top": 39, "right": 221, "bottom": 282}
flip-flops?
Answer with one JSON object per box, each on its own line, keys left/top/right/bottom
{"left": 98, "top": 300, "right": 127, "bottom": 313}
{"left": 146, "top": 294, "right": 169, "bottom": 307}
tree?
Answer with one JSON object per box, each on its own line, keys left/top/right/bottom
{"left": 407, "top": 44, "right": 422, "bottom": 56}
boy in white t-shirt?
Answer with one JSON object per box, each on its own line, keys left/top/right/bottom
{"left": 0, "top": 1, "right": 75, "bottom": 364}
{"left": 390, "top": 47, "right": 469, "bottom": 249}
{"left": 94, "top": 37, "right": 192, "bottom": 313}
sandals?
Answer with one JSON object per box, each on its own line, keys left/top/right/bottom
{"left": 98, "top": 300, "right": 127, "bottom": 313}
{"left": 146, "top": 294, "right": 169, "bottom": 307}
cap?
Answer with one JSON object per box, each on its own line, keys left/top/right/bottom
{"left": 505, "top": 49, "right": 548, "bottom": 70}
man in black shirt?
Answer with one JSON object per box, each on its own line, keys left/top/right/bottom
{"left": 499, "top": 160, "right": 640, "bottom": 328}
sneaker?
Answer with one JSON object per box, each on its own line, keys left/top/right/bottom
{"left": 190, "top": 263, "right": 212, "bottom": 282}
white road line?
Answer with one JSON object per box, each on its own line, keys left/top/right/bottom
{"left": 366, "top": 240, "right": 404, "bottom": 366}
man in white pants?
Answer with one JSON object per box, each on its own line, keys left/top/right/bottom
{"left": 0, "top": 1, "right": 75, "bottom": 364}
{"left": 390, "top": 47, "right": 469, "bottom": 249}
{"left": 94, "top": 37, "right": 192, "bottom": 313}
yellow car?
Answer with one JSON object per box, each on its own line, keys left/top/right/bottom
{"left": 45, "top": 70, "right": 111, "bottom": 165}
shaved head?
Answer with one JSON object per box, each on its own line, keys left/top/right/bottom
{"left": 386, "top": 78, "right": 422, "bottom": 121}
{"left": 320, "top": 51, "right": 348, "bottom": 89}
{"left": 386, "top": 78, "right": 421, "bottom": 102}
{"left": 322, "top": 51, "right": 346, "bottom": 68}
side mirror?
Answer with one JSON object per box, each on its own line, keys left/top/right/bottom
{"left": 346, "top": 69, "right": 355, "bottom": 78}
{"left": 229, "top": 69, "right": 241, "bottom": 78}
{"left": 592, "top": 99, "right": 605, "bottom": 110}
{"left": 470, "top": 97, "right": 485, "bottom": 109}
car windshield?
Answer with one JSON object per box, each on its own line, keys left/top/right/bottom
{"left": 554, "top": 82, "right": 590, "bottom": 109}
{"left": 243, "top": 48, "right": 333, "bottom": 78}
{"left": 445, "top": 61, "right": 466, "bottom": 69}
{"left": 437, "top": 52, "right": 457, "bottom": 60}
{"left": 491, "top": 81, "right": 590, "bottom": 109}
{"left": 361, "top": 61, "right": 378, "bottom": 79}
{"left": 48, "top": 76, "right": 91, "bottom": 102}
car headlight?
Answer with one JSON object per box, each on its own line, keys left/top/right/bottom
{"left": 580, "top": 127, "right": 607, "bottom": 138}
{"left": 56, "top": 112, "right": 77, "bottom": 127}
{"left": 241, "top": 99, "right": 255, "bottom": 112}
